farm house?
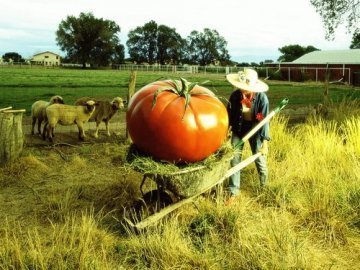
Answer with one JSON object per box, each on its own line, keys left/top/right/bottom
{"left": 30, "top": 51, "right": 61, "bottom": 66}
{"left": 266, "top": 49, "right": 360, "bottom": 86}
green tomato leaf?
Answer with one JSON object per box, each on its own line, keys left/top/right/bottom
{"left": 182, "top": 92, "right": 191, "bottom": 120}
{"left": 152, "top": 85, "right": 176, "bottom": 108}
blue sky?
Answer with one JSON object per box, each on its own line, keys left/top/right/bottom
{"left": 0, "top": 0, "right": 353, "bottom": 63}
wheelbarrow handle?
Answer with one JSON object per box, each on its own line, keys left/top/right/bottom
{"left": 222, "top": 152, "right": 262, "bottom": 179}
{"left": 236, "top": 98, "right": 289, "bottom": 147}
{"left": 126, "top": 152, "right": 263, "bottom": 230}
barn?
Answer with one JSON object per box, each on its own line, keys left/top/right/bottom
{"left": 267, "top": 49, "right": 360, "bottom": 86}
{"left": 31, "top": 51, "right": 61, "bottom": 66}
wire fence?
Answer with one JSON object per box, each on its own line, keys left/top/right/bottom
{"left": 0, "top": 62, "right": 355, "bottom": 84}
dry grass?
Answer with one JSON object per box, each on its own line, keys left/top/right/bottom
{"left": 0, "top": 101, "right": 359, "bottom": 269}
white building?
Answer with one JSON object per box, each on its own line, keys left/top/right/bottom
{"left": 31, "top": 51, "right": 61, "bottom": 66}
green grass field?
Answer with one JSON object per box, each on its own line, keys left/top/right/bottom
{"left": 0, "top": 66, "right": 360, "bottom": 269}
{"left": 1, "top": 66, "right": 359, "bottom": 115}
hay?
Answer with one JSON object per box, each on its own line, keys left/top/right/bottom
{"left": 126, "top": 141, "right": 233, "bottom": 173}
{"left": 126, "top": 142, "right": 234, "bottom": 197}
{"left": 20, "top": 156, "right": 50, "bottom": 173}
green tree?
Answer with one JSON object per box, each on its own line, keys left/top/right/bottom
{"left": 157, "top": 25, "right": 186, "bottom": 65}
{"left": 186, "top": 28, "right": 230, "bottom": 65}
{"left": 310, "top": 0, "right": 359, "bottom": 40}
{"left": 237, "top": 62, "right": 250, "bottom": 67}
{"left": 2, "top": 52, "right": 24, "bottom": 62}
{"left": 126, "top": 21, "right": 184, "bottom": 64}
{"left": 277, "top": 44, "right": 319, "bottom": 62}
{"left": 126, "top": 21, "right": 158, "bottom": 64}
{"left": 113, "top": 44, "right": 125, "bottom": 64}
{"left": 350, "top": 32, "right": 360, "bottom": 49}
{"left": 260, "top": 59, "right": 274, "bottom": 65}
{"left": 56, "top": 12, "right": 124, "bottom": 68}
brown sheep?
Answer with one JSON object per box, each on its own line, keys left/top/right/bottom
{"left": 75, "top": 97, "right": 125, "bottom": 138}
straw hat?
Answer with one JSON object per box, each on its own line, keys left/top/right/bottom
{"left": 226, "top": 68, "right": 268, "bottom": 92}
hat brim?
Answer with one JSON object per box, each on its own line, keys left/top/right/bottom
{"left": 226, "top": 74, "right": 269, "bottom": 92}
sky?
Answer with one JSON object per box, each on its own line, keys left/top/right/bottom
{"left": 0, "top": 0, "right": 354, "bottom": 63}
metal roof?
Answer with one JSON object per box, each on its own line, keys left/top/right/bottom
{"left": 32, "top": 51, "right": 60, "bottom": 57}
{"left": 292, "top": 49, "right": 360, "bottom": 64}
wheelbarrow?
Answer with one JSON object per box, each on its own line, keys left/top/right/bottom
{"left": 125, "top": 98, "right": 289, "bottom": 229}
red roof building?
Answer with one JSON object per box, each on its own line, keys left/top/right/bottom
{"left": 266, "top": 49, "right": 360, "bottom": 86}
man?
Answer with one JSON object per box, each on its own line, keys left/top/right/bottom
{"left": 226, "top": 68, "right": 270, "bottom": 203}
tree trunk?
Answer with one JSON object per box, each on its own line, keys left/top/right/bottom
{"left": 0, "top": 111, "right": 24, "bottom": 165}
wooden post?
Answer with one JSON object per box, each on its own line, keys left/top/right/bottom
{"left": 126, "top": 71, "right": 137, "bottom": 141}
{"left": 324, "top": 64, "right": 330, "bottom": 105}
{"left": 0, "top": 109, "right": 25, "bottom": 165}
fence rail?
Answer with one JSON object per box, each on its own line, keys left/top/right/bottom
{"left": 0, "top": 62, "right": 354, "bottom": 84}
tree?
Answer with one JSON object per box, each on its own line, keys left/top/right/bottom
{"left": 237, "top": 62, "right": 250, "bottom": 67}
{"left": 310, "top": 0, "right": 359, "bottom": 40}
{"left": 350, "top": 32, "right": 360, "bottom": 49}
{"left": 2, "top": 52, "right": 24, "bottom": 63}
{"left": 264, "top": 60, "right": 274, "bottom": 63}
{"left": 185, "top": 29, "right": 230, "bottom": 65}
{"left": 113, "top": 44, "right": 125, "bottom": 64}
{"left": 277, "top": 44, "right": 319, "bottom": 62}
{"left": 126, "top": 21, "right": 184, "bottom": 64}
{"left": 56, "top": 12, "right": 124, "bottom": 68}
{"left": 126, "top": 21, "right": 158, "bottom": 64}
{"left": 157, "top": 25, "right": 186, "bottom": 65}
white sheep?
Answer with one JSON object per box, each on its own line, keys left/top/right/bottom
{"left": 31, "top": 95, "right": 64, "bottom": 135}
{"left": 42, "top": 100, "right": 97, "bottom": 142}
{"left": 75, "top": 97, "right": 125, "bottom": 138}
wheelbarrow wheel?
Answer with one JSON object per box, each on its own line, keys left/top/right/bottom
{"left": 133, "top": 190, "right": 174, "bottom": 220}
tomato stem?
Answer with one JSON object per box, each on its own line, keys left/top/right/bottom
{"left": 152, "top": 78, "right": 209, "bottom": 115}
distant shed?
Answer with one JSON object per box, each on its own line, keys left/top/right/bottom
{"left": 267, "top": 49, "right": 360, "bottom": 85}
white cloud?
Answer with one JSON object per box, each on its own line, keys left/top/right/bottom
{"left": 0, "top": 0, "right": 354, "bottom": 62}
{"left": 0, "top": 28, "right": 34, "bottom": 40}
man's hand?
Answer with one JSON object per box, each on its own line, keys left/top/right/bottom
{"left": 259, "top": 140, "right": 269, "bottom": 156}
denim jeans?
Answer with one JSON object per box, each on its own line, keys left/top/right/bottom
{"left": 228, "top": 132, "right": 268, "bottom": 196}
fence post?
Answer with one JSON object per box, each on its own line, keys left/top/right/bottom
{"left": 126, "top": 71, "right": 137, "bottom": 141}
{"left": 0, "top": 109, "right": 25, "bottom": 166}
{"left": 288, "top": 67, "right": 291, "bottom": 81}
{"left": 226, "top": 66, "right": 230, "bottom": 74}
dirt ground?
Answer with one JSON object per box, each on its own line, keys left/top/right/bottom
{"left": 0, "top": 112, "right": 147, "bottom": 229}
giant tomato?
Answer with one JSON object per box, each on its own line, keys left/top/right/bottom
{"left": 126, "top": 79, "right": 229, "bottom": 163}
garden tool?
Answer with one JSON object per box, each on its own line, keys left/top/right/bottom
{"left": 235, "top": 98, "right": 289, "bottom": 148}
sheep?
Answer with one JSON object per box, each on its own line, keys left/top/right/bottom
{"left": 31, "top": 95, "right": 64, "bottom": 135}
{"left": 42, "top": 100, "right": 97, "bottom": 142}
{"left": 75, "top": 97, "right": 125, "bottom": 138}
